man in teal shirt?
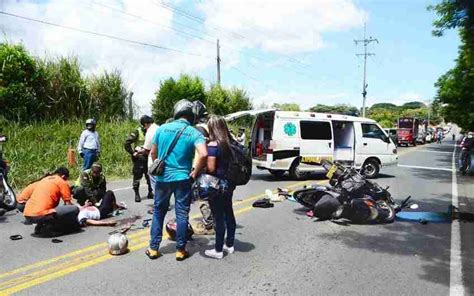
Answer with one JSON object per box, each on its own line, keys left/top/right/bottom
{"left": 147, "top": 99, "right": 208, "bottom": 261}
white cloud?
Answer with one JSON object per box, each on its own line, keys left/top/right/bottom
{"left": 1, "top": 0, "right": 367, "bottom": 115}
{"left": 255, "top": 90, "right": 350, "bottom": 109}
{"left": 197, "top": 0, "right": 368, "bottom": 54}
{"left": 1, "top": 0, "right": 216, "bottom": 115}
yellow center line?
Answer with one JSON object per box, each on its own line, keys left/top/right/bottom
{"left": 0, "top": 180, "right": 314, "bottom": 294}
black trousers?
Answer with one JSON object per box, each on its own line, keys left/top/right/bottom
{"left": 132, "top": 157, "right": 151, "bottom": 192}
{"left": 26, "top": 205, "right": 80, "bottom": 233}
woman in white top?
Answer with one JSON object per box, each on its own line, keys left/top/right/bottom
{"left": 77, "top": 191, "right": 125, "bottom": 227}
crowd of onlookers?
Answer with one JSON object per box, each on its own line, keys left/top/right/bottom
{"left": 15, "top": 99, "right": 240, "bottom": 260}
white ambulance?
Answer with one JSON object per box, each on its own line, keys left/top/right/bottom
{"left": 225, "top": 109, "right": 398, "bottom": 179}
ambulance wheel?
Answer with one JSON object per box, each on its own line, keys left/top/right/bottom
{"left": 289, "top": 160, "right": 304, "bottom": 180}
{"left": 361, "top": 159, "right": 380, "bottom": 179}
{"left": 269, "top": 170, "right": 285, "bottom": 178}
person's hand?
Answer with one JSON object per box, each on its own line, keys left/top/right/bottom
{"left": 64, "top": 200, "right": 72, "bottom": 205}
{"left": 85, "top": 199, "right": 93, "bottom": 207}
{"left": 189, "top": 170, "right": 198, "bottom": 180}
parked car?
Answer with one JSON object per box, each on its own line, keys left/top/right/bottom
{"left": 225, "top": 110, "right": 398, "bottom": 179}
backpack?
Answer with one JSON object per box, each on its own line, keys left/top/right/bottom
{"left": 225, "top": 140, "right": 252, "bottom": 186}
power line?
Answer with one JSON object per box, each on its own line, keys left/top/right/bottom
{"left": 0, "top": 10, "right": 213, "bottom": 59}
{"left": 90, "top": 1, "right": 215, "bottom": 45}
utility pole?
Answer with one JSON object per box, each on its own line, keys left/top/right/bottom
{"left": 355, "top": 24, "right": 378, "bottom": 117}
{"left": 128, "top": 92, "right": 134, "bottom": 120}
{"left": 216, "top": 39, "right": 221, "bottom": 85}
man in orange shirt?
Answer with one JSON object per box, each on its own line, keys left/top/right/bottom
{"left": 19, "top": 167, "right": 80, "bottom": 236}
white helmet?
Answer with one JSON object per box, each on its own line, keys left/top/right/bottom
{"left": 108, "top": 233, "right": 129, "bottom": 255}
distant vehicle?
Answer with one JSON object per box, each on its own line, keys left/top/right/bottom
{"left": 225, "top": 110, "right": 398, "bottom": 179}
{"left": 383, "top": 128, "right": 397, "bottom": 144}
{"left": 425, "top": 132, "right": 433, "bottom": 143}
{"left": 397, "top": 118, "right": 420, "bottom": 146}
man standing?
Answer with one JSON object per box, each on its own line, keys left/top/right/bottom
{"left": 146, "top": 99, "right": 207, "bottom": 261}
{"left": 143, "top": 116, "right": 160, "bottom": 195}
{"left": 124, "top": 115, "right": 154, "bottom": 202}
{"left": 72, "top": 163, "right": 107, "bottom": 206}
{"left": 77, "top": 119, "right": 100, "bottom": 170}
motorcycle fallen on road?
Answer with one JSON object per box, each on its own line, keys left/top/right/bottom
{"left": 459, "top": 135, "right": 474, "bottom": 176}
{"left": 0, "top": 134, "right": 17, "bottom": 216}
{"left": 293, "top": 160, "right": 416, "bottom": 224}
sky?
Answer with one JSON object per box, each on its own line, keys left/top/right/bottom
{"left": 0, "top": 0, "right": 461, "bottom": 115}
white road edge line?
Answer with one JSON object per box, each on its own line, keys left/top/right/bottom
{"left": 450, "top": 144, "right": 465, "bottom": 296}
{"left": 412, "top": 149, "right": 453, "bottom": 154}
{"left": 397, "top": 164, "right": 453, "bottom": 172}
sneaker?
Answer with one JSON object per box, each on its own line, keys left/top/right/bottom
{"left": 205, "top": 249, "right": 223, "bottom": 259}
{"left": 176, "top": 250, "right": 189, "bottom": 261}
{"left": 135, "top": 193, "right": 141, "bottom": 203}
{"left": 223, "top": 245, "right": 234, "bottom": 254}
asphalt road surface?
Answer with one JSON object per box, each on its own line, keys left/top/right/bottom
{"left": 0, "top": 133, "right": 472, "bottom": 296}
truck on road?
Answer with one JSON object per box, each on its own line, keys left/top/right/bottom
{"left": 397, "top": 117, "right": 419, "bottom": 146}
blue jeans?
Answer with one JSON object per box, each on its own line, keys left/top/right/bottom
{"left": 149, "top": 174, "right": 157, "bottom": 195}
{"left": 82, "top": 148, "right": 98, "bottom": 170}
{"left": 150, "top": 179, "right": 192, "bottom": 251}
{"left": 209, "top": 182, "right": 236, "bottom": 252}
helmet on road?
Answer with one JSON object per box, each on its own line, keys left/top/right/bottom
{"left": 192, "top": 100, "right": 208, "bottom": 123}
{"left": 139, "top": 115, "right": 154, "bottom": 126}
{"left": 107, "top": 233, "right": 129, "bottom": 255}
{"left": 165, "top": 218, "right": 194, "bottom": 241}
{"left": 173, "top": 99, "right": 195, "bottom": 122}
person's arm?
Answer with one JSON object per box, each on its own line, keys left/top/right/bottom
{"left": 17, "top": 182, "right": 37, "bottom": 203}
{"left": 150, "top": 128, "right": 161, "bottom": 162}
{"left": 85, "top": 219, "right": 117, "bottom": 227}
{"left": 79, "top": 172, "right": 95, "bottom": 200}
{"left": 191, "top": 143, "right": 208, "bottom": 179}
{"left": 123, "top": 131, "right": 138, "bottom": 156}
{"left": 77, "top": 131, "right": 86, "bottom": 154}
{"left": 206, "top": 144, "right": 218, "bottom": 174}
{"left": 59, "top": 179, "right": 73, "bottom": 205}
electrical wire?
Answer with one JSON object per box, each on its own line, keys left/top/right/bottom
{"left": 0, "top": 11, "right": 213, "bottom": 59}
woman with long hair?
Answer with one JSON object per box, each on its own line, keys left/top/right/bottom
{"left": 204, "top": 115, "right": 237, "bottom": 259}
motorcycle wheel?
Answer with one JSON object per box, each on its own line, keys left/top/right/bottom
{"left": 0, "top": 176, "right": 17, "bottom": 211}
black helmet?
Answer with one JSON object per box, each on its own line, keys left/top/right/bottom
{"left": 192, "top": 100, "right": 208, "bottom": 123}
{"left": 139, "top": 115, "right": 154, "bottom": 126}
{"left": 85, "top": 118, "right": 96, "bottom": 127}
{"left": 173, "top": 99, "right": 195, "bottom": 122}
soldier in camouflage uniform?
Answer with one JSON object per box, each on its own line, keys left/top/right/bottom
{"left": 73, "top": 163, "right": 107, "bottom": 206}
{"left": 124, "top": 115, "right": 154, "bottom": 202}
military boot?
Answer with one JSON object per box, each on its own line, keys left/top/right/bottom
{"left": 134, "top": 188, "right": 141, "bottom": 203}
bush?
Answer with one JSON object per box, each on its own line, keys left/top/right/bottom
{"left": 2, "top": 120, "right": 138, "bottom": 189}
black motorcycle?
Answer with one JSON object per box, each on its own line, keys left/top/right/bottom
{"left": 293, "top": 160, "right": 415, "bottom": 224}
{"left": 0, "top": 135, "right": 17, "bottom": 215}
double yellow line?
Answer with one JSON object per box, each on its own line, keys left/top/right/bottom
{"left": 0, "top": 180, "right": 316, "bottom": 295}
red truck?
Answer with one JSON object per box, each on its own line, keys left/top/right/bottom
{"left": 397, "top": 117, "right": 419, "bottom": 146}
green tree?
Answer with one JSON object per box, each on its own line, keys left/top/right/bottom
{"left": 88, "top": 70, "right": 129, "bottom": 120}
{"left": 0, "top": 43, "right": 42, "bottom": 121}
{"left": 402, "top": 101, "right": 427, "bottom": 109}
{"left": 429, "top": 0, "right": 474, "bottom": 130}
{"left": 272, "top": 103, "right": 300, "bottom": 111}
{"left": 370, "top": 103, "right": 398, "bottom": 110}
{"left": 308, "top": 104, "right": 359, "bottom": 116}
{"left": 151, "top": 74, "right": 206, "bottom": 123}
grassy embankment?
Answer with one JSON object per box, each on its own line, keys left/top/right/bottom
{"left": 2, "top": 120, "right": 138, "bottom": 190}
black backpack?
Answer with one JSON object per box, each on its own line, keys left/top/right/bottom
{"left": 225, "top": 140, "right": 252, "bottom": 186}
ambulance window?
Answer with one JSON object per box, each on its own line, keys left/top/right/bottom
{"left": 300, "top": 121, "right": 332, "bottom": 140}
{"left": 362, "top": 123, "right": 384, "bottom": 139}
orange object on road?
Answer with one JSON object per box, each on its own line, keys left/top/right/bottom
{"left": 21, "top": 175, "right": 72, "bottom": 217}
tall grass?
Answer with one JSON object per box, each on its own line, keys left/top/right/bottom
{"left": 2, "top": 120, "right": 138, "bottom": 189}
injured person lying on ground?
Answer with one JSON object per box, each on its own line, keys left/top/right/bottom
{"left": 77, "top": 191, "right": 126, "bottom": 227}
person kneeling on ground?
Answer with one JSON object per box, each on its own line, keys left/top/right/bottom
{"left": 72, "top": 163, "right": 107, "bottom": 206}
{"left": 77, "top": 191, "right": 126, "bottom": 227}
{"left": 20, "top": 167, "right": 79, "bottom": 236}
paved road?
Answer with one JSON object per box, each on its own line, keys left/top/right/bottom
{"left": 0, "top": 135, "right": 472, "bottom": 296}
